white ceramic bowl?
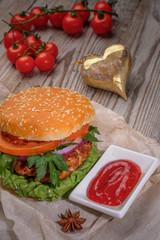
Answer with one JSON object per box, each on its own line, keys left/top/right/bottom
{"left": 69, "top": 145, "right": 160, "bottom": 218}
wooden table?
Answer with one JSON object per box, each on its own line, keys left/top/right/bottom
{"left": 0, "top": 0, "right": 159, "bottom": 142}
{"left": 0, "top": 0, "right": 160, "bottom": 239}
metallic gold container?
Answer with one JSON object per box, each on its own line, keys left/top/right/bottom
{"left": 81, "top": 44, "right": 132, "bottom": 100}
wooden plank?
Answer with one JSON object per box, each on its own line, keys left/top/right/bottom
{"left": 116, "top": 0, "right": 160, "bottom": 142}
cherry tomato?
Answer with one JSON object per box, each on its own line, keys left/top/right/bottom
{"left": 49, "top": 11, "right": 67, "bottom": 28}
{"left": 16, "top": 56, "right": 35, "bottom": 74}
{"left": 44, "top": 42, "right": 58, "bottom": 59}
{"left": 7, "top": 43, "right": 26, "bottom": 64}
{"left": 94, "top": 1, "right": 113, "bottom": 15}
{"left": 35, "top": 52, "right": 55, "bottom": 72}
{"left": 30, "top": 7, "right": 49, "bottom": 27}
{"left": 23, "top": 35, "right": 42, "bottom": 56}
{"left": 62, "top": 13, "right": 83, "bottom": 35}
{"left": 91, "top": 13, "right": 113, "bottom": 35}
{"left": 71, "top": 3, "right": 90, "bottom": 23}
{"left": 4, "top": 30, "right": 24, "bottom": 49}
{"left": 10, "top": 13, "right": 32, "bottom": 31}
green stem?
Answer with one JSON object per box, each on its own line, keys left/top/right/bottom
{"left": 65, "top": 9, "right": 118, "bottom": 17}
{"left": 8, "top": 8, "right": 118, "bottom": 28}
{"left": 2, "top": 7, "right": 118, "bottom": 38}
{"left": 81, "top": 0, "right": 89, "bottom": 7}
{"left": 2, "top": 19, "right": 13, "bottom": 28}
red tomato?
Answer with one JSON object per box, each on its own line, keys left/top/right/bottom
{"left": 4, "top": 30, "right": 24, "bottom": 49}
{"left": 30, "top": 6, "right": 49, "bottom": 27}
{"left": 24, "top": 35, "right": 42, "bottom": 56}
{"left": 49, "top": 11, "right": 67, "bottom": 28}
{"left": 44, "top": 42, "right": 58, "bottom": 59}
{"left": 91, "top": 13, "right": 113, "bottom": 35}
{"left": 35, "top": 52, "right": 55, "bottom": 72}
{"left": 71, "top": 3, "right": 90, "bottom": 23}
{"left": 94, "top": 1, "right": 113, "bottom": 15}
{"left": 16, "top": 56, "right": 35, "bottom": 73}
{"left": 65, "top": 124, "right": 89, "bottom": 140}
{"left": 0, "top": 130, "right": 62, "bottom": 156}
{"left": 10, "top": 13, "right": 32, "bottom": 31}
{"left": 62, "top": 13, "right": 83, "bottom": 35}
{"left": 7, "top": 43, "right": 26, "bottom": 64}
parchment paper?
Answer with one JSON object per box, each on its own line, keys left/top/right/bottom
{"left": 0, "top": 100, "right": 160, "bottom": 240}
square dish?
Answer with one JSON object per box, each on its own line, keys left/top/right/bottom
{"left": 69, "top": 145, "right": 160, "bottom": 218}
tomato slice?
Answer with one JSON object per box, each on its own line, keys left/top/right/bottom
{"left": 0, "top": 124, "right": 89, "bottom": 156}
{"left": 0, "top": 131, "right": 62, "bottom": 156}
{"left": 65, "top": 124, "right": 89, "bottom": 140}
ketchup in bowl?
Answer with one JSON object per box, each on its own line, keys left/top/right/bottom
{"left": 87, "top": 160, "right": 142, "bottom": 206}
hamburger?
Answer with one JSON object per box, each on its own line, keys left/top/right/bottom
{"left": 0, "top": 86, "right": 100, "bottom": 200}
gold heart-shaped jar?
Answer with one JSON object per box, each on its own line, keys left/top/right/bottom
{"left": 81, "top": 44, "right": 132, "bottom": 100}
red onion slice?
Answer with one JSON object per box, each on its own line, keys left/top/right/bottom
{"left": 54, "top": 138, "right": 87, "bottom": 156}
{"left": 18, "top": 156, "right": 28, "bottom": 161}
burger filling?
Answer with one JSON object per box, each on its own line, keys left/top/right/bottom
{"left": 0, "top": 125, "right": 100, "bottom": 187}
{"left": 13, "top": 140, "right": 92, "bottom": 182}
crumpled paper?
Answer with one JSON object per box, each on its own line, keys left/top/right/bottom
{"left": 0, "top": 101, "right": 160, "bottom": 240}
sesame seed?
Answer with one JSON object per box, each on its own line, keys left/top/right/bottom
{"left": 66, "top": 110, "right": 70, "bottom": 114}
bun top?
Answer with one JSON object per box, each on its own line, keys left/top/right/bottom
{"left": 0, "top": 87, "right": 95, "bottom": 141}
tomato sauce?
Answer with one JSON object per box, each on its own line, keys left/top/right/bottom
{"left": 87, "top": 160, "right": 142, "bottom": 206}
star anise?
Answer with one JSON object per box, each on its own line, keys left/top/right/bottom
{"left": 57, "top": 209, "right": 86, "bottom": 232}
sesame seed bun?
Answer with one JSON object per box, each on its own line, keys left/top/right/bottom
{"left": 0, "top": 87, "right": 95, "bottom": 141}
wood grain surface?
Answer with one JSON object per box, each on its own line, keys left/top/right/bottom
{"left": 0, "top": 0, "right": 159, "bottom": 142}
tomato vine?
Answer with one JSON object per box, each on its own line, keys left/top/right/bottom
{"left": 2, "top": 1, "right": 118, "bottom": 74}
